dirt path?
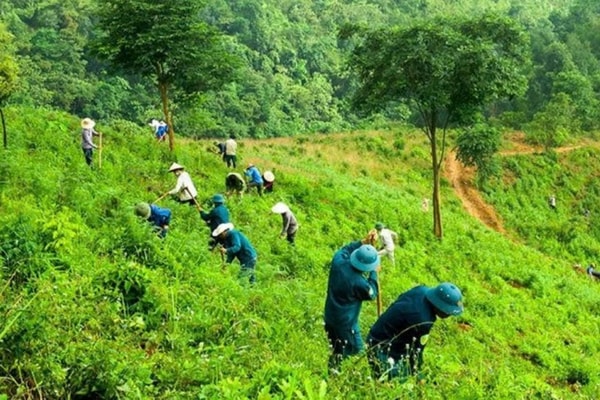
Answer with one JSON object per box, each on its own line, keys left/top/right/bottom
{"left": 444, "top": 152, "right": 507, "bottom": 233}
{"left": 443, "top": 133, "right": 588, "bottom": 234}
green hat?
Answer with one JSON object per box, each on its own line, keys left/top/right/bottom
{"left": 135, "top": 202, "right": 151, "bottom": 219}
{"left": 375, "top": 222, "right": 384, "bottom": 230}
{"left": 212, "top": 194, "right": 225, "bottom": 204}
{"left": 350, "top": 245, "right": 380, "bottom": 272}
{"left": 425, "top": 283, "right": 464, "bottom": 316}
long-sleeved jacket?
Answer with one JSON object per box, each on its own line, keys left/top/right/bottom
{"left": 81, "top": 128, "right": 98, "bottom": 149}
{"left": 367, "top": 286, "right": 436, "bottom": 372}
{"left": 168, "top": 171, "right": 198, "bottom": 200}
{"left": 245, "top": 167, "right": 263, "bottom": 184}
{"left": 226, "top": 173, "right": 246, "bottom": 191}
{"left": 200, "top": 204, "right": 230, "bottom": 232}
{"left": 280, "top": 211, "right": 298, "bottom": 235}
{"left": 148, "top": 204, "right": 171, "bottom": 228}
{"left": 324, "top": 241, "right": 379, "bottom": 329}
{"left": 223, "top": 229, "right": 257, "bottom": 267}
{"left": 225, "top": 138, "right": 237, "bottom": 155}
{"left": 379, "top": 228, "right": 398, "bottom": 251}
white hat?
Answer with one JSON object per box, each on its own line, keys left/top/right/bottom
{"left": 81, "top": 118, "right": 95, "bottom": 129}
{"left": 263, "top": 171, "right": 275, "bottom": 182}
{"left": 149, "top": 119, "right": 160, "bottom": 128}
{"left": 168, "top": 163, "right": 184, "bottom": 172}
{"left": 271, "top": 202, "right": 289, "bottom": 214}
{"left": 212, "top": 222, "right": 234, "bottom": 237}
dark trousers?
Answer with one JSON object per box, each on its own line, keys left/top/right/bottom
{"left": 83, "top": 148, "right": 93, "bottom": 166}
{"left": 324, "top": 322, "right": 364, "bottom": 370}
{"left": 248, "top": 181, "right": 263, "bottom": 196}
{"left": 177, "top": 198, "right": 197, "bottom": 206}
{"left": 225, "top": 154, "right": 237, "bottom": 168}
{"left": 286, "top": 230, "right": 297, "bottom": 245}
{"left": 240, "top": 257, "right": 257, "bottom": 284}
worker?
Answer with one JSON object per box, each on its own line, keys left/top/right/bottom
{"left": 324, "top": 231, "right": 380, "bottom": 373}
{"left": 375, "top": 222, "right": 399, "bottom": 266}
{"left": 167, "top": 163, "right": 198, "bottom": 205}
{"left": 367, "top": 282, "right": 464, "bottom": 382}
{"left": 213, "top": 223, "right": 258, "bottom": 285}
{"left": 201, "top": 194, "right": 230, "bottom": 250}
{"left": 271, "top": 202, "right": 298, "bottom": 245}
{"left": 134, "top": 202, "right": 172, "bottom": 238}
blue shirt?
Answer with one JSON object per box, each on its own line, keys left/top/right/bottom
{"left": 324, "top": 241, "right": 379, "bottom": 329}
{"left": 148, "top": 204, "right": 171, "bottom": 227}
{"left": 245, "top": 167, "right": 263, "bottom": 184}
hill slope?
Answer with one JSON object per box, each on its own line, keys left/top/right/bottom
{"left": 0, "top": 107, "right": 599, "bottom": 399}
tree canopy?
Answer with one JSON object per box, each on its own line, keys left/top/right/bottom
{"left": 0, "top": 23, "right": 19, "bottom": 148}
{"left": 3, "top": 0, "right": 600, "bottom": 138}
{"left": 347, "top": 14, "right": 529, "bottom": 238}
{"left": 0, "top": 23, "right": 18, "bottom": 102}
{"left": 93, "top": 0, "right": 239, "bottom": 149}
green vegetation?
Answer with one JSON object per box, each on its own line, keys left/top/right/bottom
{"left": 93, "top": 0, "right": 240, "bottom": 150}
{"left": 346, "top": 14, "right": 528, "bottom": 238}
{"left": 1, "top": 107, "right": 599, "bottom": 398}
{"left": 2, "top": 0, "right": 600, "bottom": 138}
{"left": 2, "top": 0, "right": 600, "bottom": 398}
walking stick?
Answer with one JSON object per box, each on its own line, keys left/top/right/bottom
{"left": 220, "top": 247, "right": 226, "bottom": 270}
{"left": 184, "top": 187, "right": 202, "bottom": 212}
{"left": 376, "top": 270, "right": 382, "bottom": 317}
{"left": 98, "top": 132, "right": 102, "bottom": 169}
{"left": 213, "top": 244, "right": 226, "bottom": 270}
{"left": 154, "top": 192, "right": 170, "bottom": 203}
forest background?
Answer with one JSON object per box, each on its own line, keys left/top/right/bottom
{"left": 2, "top": 0, "right": 600, "bottom": 139}
{"left": 2, "top": 0, "right": 600, "bottom": 399}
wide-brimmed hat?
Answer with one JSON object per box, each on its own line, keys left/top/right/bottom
{"left": 212, "top": 222, "right": 234, "bottom": 237}
{"left": 81, "top": 118, "right": 95, "bottom": 129}
{"left": 149, "top": 119, "right": 160, "bottom": 128}
{"left": 168, "top": 163, "right": 184, "bottom": 172}
{"left": 134, "top": 202, "right": 151, "bottom": 219}
{"left": 349, "top": 245, "right": 380, "bottom": 272}
{"left": 271, "top": 202, "right": 289, "bottom": 214}
{"left": 212, "top": 194, "right": 225, "bottom": 204}
{"left": 247, "top": 163, "right": 255, "bottom": 169}
{"left": 425, "top": 283, "right": 464, "bottom": 316}
{"left": 263, "top": 171, "right": 275, "bottom": 182}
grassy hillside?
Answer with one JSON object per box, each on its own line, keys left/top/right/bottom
{"left": 0, "top": 106, "right": 599, "bottom": 399}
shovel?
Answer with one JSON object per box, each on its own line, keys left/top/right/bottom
{"left": 154, "top": 192, "right": 170, "bottom": 203}
{"left": 376, "top": 269, "right": 382, "bottom": 317}
{"left": 98, "top": 132, "right": 102, "bottom": 169}
{"left": 184, "top": 187, "right": 203, "bottom": 212}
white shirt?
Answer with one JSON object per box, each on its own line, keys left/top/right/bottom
{"left": 225, "top": 138, "right": 237, "bottom": 155}
{"left": 379, "top": 228, "right": 398, "bottom": 250}
{"left": 169, "top": 171, "right": 198, "bottom": 200}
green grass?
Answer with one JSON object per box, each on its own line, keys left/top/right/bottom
{"left": 0, "top": 106, "right": 599, "bottom": 399}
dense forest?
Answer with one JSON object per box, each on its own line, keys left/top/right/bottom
{"left": 1, "top": 0, "right": 600, "bottom": 139}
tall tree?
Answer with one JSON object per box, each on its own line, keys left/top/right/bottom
{"left": 0, "top": 23, "right": 19, "bottom": 148}
{"left": 94, "top": 0, "right": 239, "bottom": 150}
{"left": 346, "top": 14, "right": 529, "bottom": 238}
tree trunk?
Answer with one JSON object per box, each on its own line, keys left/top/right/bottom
{"left": 430, "top": 126, "right": 443, "bottom": 238}
{"left": 159, "top": 81, "right": 174, "bottom": 151}
{"left": 1, "top": 108, "right": 6, "bottom": 149}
